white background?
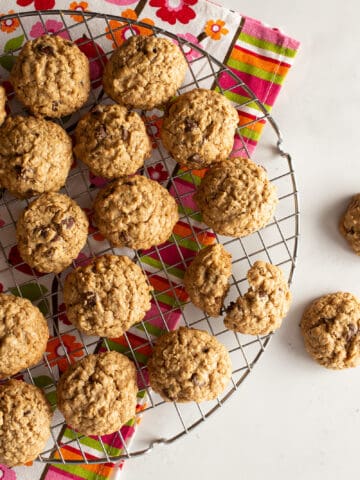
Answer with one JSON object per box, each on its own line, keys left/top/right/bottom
{"left": 125, "top": 1, "right": 360, "bottom": 479}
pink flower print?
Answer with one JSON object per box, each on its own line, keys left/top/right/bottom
{"left": 17, "top": 0, "right": 55, "bottom": 9}
{"left": 149, "top": 0, "right": 197, "bottom": 25}
{"left": 148, "top": 163, "right": 169, "bottom": 183}
{"left": 30, "top": 19, "right": 70, "bottom": 40}
{"left": 177, "top": 33, "right": 201, "bottom": 60}
{"left": 0, "top": 465, "right": 16, "bottom": 480}
{"left": 105, "top": 0, "right": 137, "bottom": 4}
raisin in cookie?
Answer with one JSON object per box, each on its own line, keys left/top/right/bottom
{"left": 148, "top": 327, "right": 232, "bottom": 402}
{"left": 16, "top": 192, "right": 89, "bottom": 274}
{"left": 0, "top": 115, "right": 72, "bottom": 198}
{"left": 57, "top": 351, "right": 138, "bottom": 436}
{"left": 10, "top": 35, "right": 90, "bottom": 117}
{"left": 225, "top": 261, "right": 292, "bottom": 335}
{"left": 339, "top": 194, "right": 360, "bottom": 255}
{"left": 74, "top": 104, "right": 151, "bottom": 179}
{"left": 93, "top": 175, "right": 178, "bottom": 249}
{"left": 0, "top": 86, "right": 6, "bottom": 126}
{"left": 300, "top": 292, "right": 360, "bottom": 369}
{"left": 0, "top": 380, "right": 52, "bottom": 466}
{"left": 63, "top": 254, "right": 153, "bottom": 337}
{"left": 194, "top": 157, "right": 278, "bottom": 237}
{"left": 160, "top": 89, "right": 239, "bottom": 169}
{"left": 0, "top": 293, "right": 49, "bottom": 378}
{"left": 184, "top": 244, "right": 232, "bottom": 317}
{"left": 103, "top": 35, "right": 187, "bottom": 110}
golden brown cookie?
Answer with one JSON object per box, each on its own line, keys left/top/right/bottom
{"left": 148, "top": 327, "right": 232, "bottom": 402}
{"left": 63, "top": 254, "right": 153, "bottom": 337}
{"left": 0, "top": 115, "right": 72, "bottom": 198}
{"left": 10, "top": 35, "right": 90, "bottom": 117}
{"left": 194, "top": 157, "right": 278, "bottom": 237}
{"left": 339, "top": 194, "right": 360, "bottom": 255}
{"left": 74, "top": 104, "right": 151, "bottom": 179}
{"left": 16, "top": 192, "right": 89, "bottom": 274}
{"left": 93, "top": 175, "right": 178, "bottom": 249}
{"left": 0, "top": 86, "right": 6, "bottom": 126}
{"left": 0, "top": 379, "right": 52, "bottom": 467}
{"left": 183, "top": 244, "right": 232, "bottom": 317}
{"left": 300, "top": 292, "right": 360, "bottom": 369}
{"left": 0, "top": 293, "right": 49, "bottom": 378}
{"left": 160, "top": 88, "right": 239, "bottom": 169}
{"left": 57, "top": 351, "right": 138, "bottom": 436}
{"left": 224, "top": 261, "right": 292, "bottom": 335}
{"left": 103, "top": 35, "right": 187, "bottom": 110}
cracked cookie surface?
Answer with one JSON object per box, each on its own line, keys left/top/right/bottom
{"left": 0, "top": 115, "right": 72, "bottom": 198}
{"left": 160, "top": 88, "right": 239, "bottom": 169}
{"left": 0, "top": 379, "right": 52, "bottom": 467}
{"left": 300, "top": 292, "right": 360, "bottom": 369}
{"left": 339, "top": 194, "right": 360, "bottom": 255}
{"left": 74, "top": 104, "right": 151, "bottom": 179}
{"left": 224, "top": 261, "right": 292, "bottom": 335}
{"left": 16, "top": 192, "right": 89, "bottom": 273}
{"left": 57, "top": 351, "right": 138, "bottom": 436}
{"left": 93, "top": 175, "right": 178, "bottom": 250}
{"left": 194, "top": 157, "right": 278, "bottom": 237}
{"left": 184, "top": 244, "right": 232, "bottom": 317}
{"left": 148, "top": 327, "right": 232, "bottom": 402}
{"left": 103, "top": 35, "right": 187, "bottom": 110}
{"left": 10, "top": 34, "right": 90, "bottom": 117}
{"left": 64, "top": 254, "right": 153, "bottom": 337}
{"left": 0, "top": 293, "right": 49, "bottom": 378}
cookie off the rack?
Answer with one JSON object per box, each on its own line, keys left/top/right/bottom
{"left": 339, "top": 193, "right": 360, "bottom": 255}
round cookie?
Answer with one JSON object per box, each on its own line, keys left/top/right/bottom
{"left": 160, "top": 88, "right": 239, "bottom": 169}
{"left": 339, "top": 194, "right": 360, "bottom": 255}
{"left": 194, "top": 157, "right": 278, "bottom": 237}
{"left": 148, "top": 327, "right": 232, "bottom": 402}
{"left": 10, "top": 34, "right": 90, "bottom": 118}
{"left": 93, "top": 175, "right": 178, "bottom": 250}
{"left": 74, "top": 104, "right": 151, "bottom": 179}
{"left": 184, "top": 244, "right": 232, "bottom": 317}
{"left": 300, "top": 292, "right": 360, "bottom": 369}
{"left": 0, "top": 379, "right": 52, "bottom": 466}
{"left": 103, "top": 35, "right": 187, "bottom": 110}
{"left": 224, "top": 261, "right": 292, "bottom": 335}
{"left": 0, "top": 86, "right": 6, "bottom": 126}
{"left": 0, "top": 293, "right": 49, "bottom": 378}
{"left": 57, "top": 351, "right": 138, "bottom": 436}
{"left": 16, "top": 192, "right": 89, "bottom": 274}
{"left": 0, "top": 115, "right": 72, "bottom": 198}
{"left": 63, "top": 254, "right": 153, "bottom": 337}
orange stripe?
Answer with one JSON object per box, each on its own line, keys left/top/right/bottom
{"left": 238, "top": 113, "right": 265, "bottom": 133}
{"left": 173, "top": 222, "right": 192, "bottom": 238}
{"left": 231, "top": 47, "right": 289, "bottom": 76}
{"left": 54, "top": 448, "right": 114, "bottom": 476}
{"left": 149, "top": 276, "right": 188, "bottom": 301}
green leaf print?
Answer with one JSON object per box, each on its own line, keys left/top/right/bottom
{"left": 0, "top": 55, "right": 16, "bottom": 72}
{"left": 4, "top": 34, "right": 24, "bottom": 53}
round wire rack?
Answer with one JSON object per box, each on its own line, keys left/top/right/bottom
{"left": 0, "top": 10, "right": 299, "bottom": 464}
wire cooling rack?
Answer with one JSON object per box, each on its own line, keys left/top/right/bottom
{"left": 0, "top": 10, "right": 299, "bottom": 464}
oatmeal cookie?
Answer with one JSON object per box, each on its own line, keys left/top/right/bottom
{"left": 0, "top": 293, "right": 49, "bottom": 378}
{"left": 339, "top": 194, "right": 360, "bottom": 255}
{"left": 0, "top": 380, "right": 52, "bottom": 466}
{"left": 16, "top": 192, "right": 89, "bottom": 273}
{"left": 0, "top": 115, "right": 72, "bottom": 198}
{"left": 93, "top": 175, "right": 178, "bottom": 249}
{"left": 224, "top": 261, "right": 292, "bottom": 335}
{"left": 74, "top": 104, "right": 151, "bottom": 179}
{"left": 194, "top": 157, "right": 278, "bottom": 237}
{"left": 57, "top": 351, "right": 138, "bottom": 436}
{"left": 10, "top": 34, "right": 90, "bottom": 117}
{"left": 0, "top": 86, "right": 6, "bottom": 126}
{"left": 148, "top": 327, "right": 232, "bottom": 402}
{"left": 184, "top": 244, "right": 232, "bottom": 317}
{"left": 63, "top": 254, "right": 153, "bottom": 337}
{"left": 103, "top": 35, "right": 187, "bottom": 110}
{"left": 160, "top": 88, "right": 239, "bottom": 169}
{"left": 300, "top": 292, "right": 360, "bottom": 369}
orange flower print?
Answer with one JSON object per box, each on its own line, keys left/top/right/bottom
{"left": 0, "top": 10, "right": 20, "bottom": 33}
{"left": 69, "top": 1, "right": 88, "bottom": 22}
{"left": 143, "top": 114, "right": 163, "bottom": 149}
{"left": 105, "top": 9, "right": 155, "bottom": 49}
{"left": 204, "top": 19, "right": 229, "bottom": 41}
{"left": 46, "top": 334, "right": 84, "bottom": 372}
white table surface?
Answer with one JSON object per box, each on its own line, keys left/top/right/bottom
{"left": 123, "top": 1, "right": 360, "bottom": 479}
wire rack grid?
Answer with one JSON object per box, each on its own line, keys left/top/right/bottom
{"left": 0, "top": 10, "right": 299, "bottom": 464}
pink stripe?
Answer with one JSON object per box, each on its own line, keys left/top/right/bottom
{"left": 242, "top": 16, "right": 300, "bottom": 50}
{"left": 144, "top": 301, "right": 182, "bottom": 330}
{"left": 171, "top": 176, "right": 197, "bottom": 196}
{"left": 44, "top": 466, "right": 81, "bottom": 480}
